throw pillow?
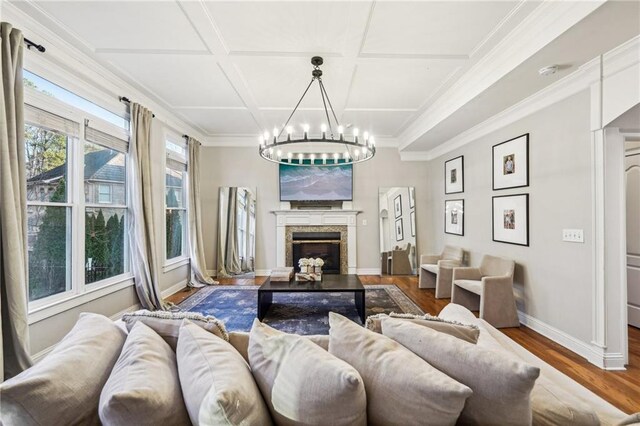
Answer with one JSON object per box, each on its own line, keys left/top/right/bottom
{"left": 99, "top": 321, "right": 190, "bottom": 426}
{"left": 328, "top": 312, "right": 472, "bottom": 426}
{"left": 381, "top": 318, "right": 540, "bottom": 425}
{"left": 248, "top": 319, "right": 366, "bottom": 426}
{"left": 176, "top": 319, "right": 272, "bottom": 426}
{"left": 0, "top": 313, "right": 126, "bottom": 426}
{"left": 365, "top": 312, "right": 480, "bottom": 343}
{"left": 122, "top": 309, "right": 227, "bottom": 350}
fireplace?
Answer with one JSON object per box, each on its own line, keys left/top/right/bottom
{"left": 292, "top": 232, "right": 341, "bottom": 274}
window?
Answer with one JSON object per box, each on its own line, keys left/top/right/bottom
{"left": 24, "top": 72, "right": 130, "bottom": 308}
{"left": 165, "top": 135, "right": 187, "bottom": 261}
{"left": 237, "top": 189, "right": 247, "bottom": 261}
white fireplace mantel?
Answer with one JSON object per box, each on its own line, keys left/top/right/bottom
{"left": 271, "top": 209, "right": 362, "bottom": 274}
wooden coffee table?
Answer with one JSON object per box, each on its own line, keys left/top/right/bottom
{"left": 257, "top": 274, "right": 366, "bottom": 323}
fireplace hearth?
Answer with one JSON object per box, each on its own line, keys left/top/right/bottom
{"left": 292, "top": 232, "right": 341, "bottom": 274}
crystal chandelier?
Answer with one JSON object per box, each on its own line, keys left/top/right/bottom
{"left": 259, "top": 56, "right": 376, "bottom": 166}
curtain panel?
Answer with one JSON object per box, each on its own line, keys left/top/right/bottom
{"left": 0, "top": 22, "right": 32, "bottom": 380}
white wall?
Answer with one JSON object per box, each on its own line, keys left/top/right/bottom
{"left": 199, "top": 147, "right": 430, "bottom": 273}
{"left": 425, "top": 90, "right": 595, "bottom": 344}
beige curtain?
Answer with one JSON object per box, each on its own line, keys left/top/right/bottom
{"left": 217, "top": 187, "right": 241, "bottom": 277}
{"left": 0, "top": 22, "right": 32, "bottom": 380}
{"left": 187, "top": 137, "right": 215, "bottom": 286}
{"left": 128, "top": 103, "right": 164, "bottom": 310}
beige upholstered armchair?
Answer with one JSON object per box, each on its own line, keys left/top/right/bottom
{"left": 389, "top": 243, "right": 414, "bottom": 275}
{"left": 418, "top": 246, "right": 464, "bottom": 298}
{"left": 451, "top": 255, "right": 519, "bottom": 328}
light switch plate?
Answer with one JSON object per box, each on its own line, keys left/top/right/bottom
{"left": 562, "top": 229, "right": 584, "bottom": 243}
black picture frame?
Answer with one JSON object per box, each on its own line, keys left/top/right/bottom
{"left": 492, "top": 134, "right": 529, "bottom": 191}
{"left": 492, "top": 193, "right": 529, "bottom": 246}
{"left": 444, "top": 199, "right": 464, "bottom": 236}
{"left": 394, "top": 194, "right": 402, "bottom": 218}
{"left": 395, "top": 218, "right": 404, "bottom": 241}
{"left": 444, "top": 155, "right": 464, "bottom": 194}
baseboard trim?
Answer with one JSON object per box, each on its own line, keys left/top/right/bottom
{"left": 356, "top": 268, "right": 382, "bottom": 275}
{"left": 206, "top": 269, "right": 217, "bottom": 277}
{"left": 161, "top": 279, "right": 189, "bottom": 298}
{"left": 517, "top": 310, "right": 626, "bottom": 371}
{"left": 255, "top": 269, "right": 271, "bottom": 276}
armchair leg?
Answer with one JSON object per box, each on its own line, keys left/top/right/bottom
{"left": 451, "top": 284, "right": 480, "bottom": 312}
{"left": 419, "top": 271, "right": 436, "bottom": 289}
{"left": 480, "top": 286, "right": 520, "bottom": 328}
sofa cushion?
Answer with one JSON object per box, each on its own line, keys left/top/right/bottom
{"left": 421, "top": 263, "right": 439, "bottom": 274}
{"left": 122, "top": 309, "right": 227, "bottom": 350}
{"left": 454, "top": 279, "right": 483, "bottom": 295}
{"left": 382, "top": 318, "right": 540, "bottom": 425}
{"left": 99, "top": 321, "right": 190, "bottom": 426}
{"left": 365, "top": 312, "right": 479, "bottom": 344}
{"left": 248, "top": 319, "right": 366, "bottom": 426}
{"left": 531, "top": 376, "right": 599, "bottom": 426}
{"left": 229, "top": 331, "right": 329, "bottom": 363}
{"left": 177, "top": 320, "right": 271, "bottom": 426}
{"left": 0, "top": 313, "right": 126, "bottom": 426}
{"left": 328, "top": 312, "right": 472, "bottom": 426}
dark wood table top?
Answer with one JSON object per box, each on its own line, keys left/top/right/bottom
{"left": 259, "top": 274, "right": 364, "bottom": 292}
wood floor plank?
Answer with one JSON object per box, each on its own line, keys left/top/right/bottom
{"left": 167, "top": 274, "right": 640, "bottom": 414}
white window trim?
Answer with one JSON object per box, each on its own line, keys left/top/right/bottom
{"left": 25, "top": 84, "right": 131, "bottom": 322}
{"left": 163, "top": 129, "right": 189, "bottom": 268}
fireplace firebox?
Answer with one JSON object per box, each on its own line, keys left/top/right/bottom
{"left": 292, "top": 232, "right": 341, "bottom": 274}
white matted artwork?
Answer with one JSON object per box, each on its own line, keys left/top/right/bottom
{"left": 445, "top": 155, "right": 464, "bottom": 194}
{"left": 410, "top": 210, "right": 416, "bottom": 237}
{"left": 492, "top": 134, "right": 529, "bottom": 190}
{"left": 445, "top": 199, "right": 464, "bottom": 236}
{"left": 394, "top": 194, "right": 402, "bottom": 218}
{"left": 492, "top": 194, "right": 529, "bottom": 246}
{"left": 395, "top": 218, "right": 404, "bottom": 241}
{"left": 409, "top": 187, "right": 415, "bottom": 209}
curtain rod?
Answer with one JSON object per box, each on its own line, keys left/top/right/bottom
{"left": 119, "top": 96, "right": 155, "bottom": 118}
{"left": 24, "top": 38, "right": 45, "bottom": 52}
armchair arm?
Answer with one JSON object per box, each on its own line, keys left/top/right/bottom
{"left": 452, "top": 267, "right": 482, "bottom": 281}
{"left": 420, "top": 254, "right": 440, "bottom": 265}
{"left": 438, "top": 259, "right": 461, "bottom": 268}
{"left": 481, "top": 275, "right": 514, "bottom": 289}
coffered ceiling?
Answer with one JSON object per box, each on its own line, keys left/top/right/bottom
{"left": 8, "top": 0, "right": 639, "bottom": 153}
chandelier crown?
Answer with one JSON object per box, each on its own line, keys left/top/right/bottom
{"left": 259, "top": 56, "right": 375, "bottom": 166}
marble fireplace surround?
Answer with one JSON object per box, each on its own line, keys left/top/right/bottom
{"left": 273, "top": 209, "right": 360, "bottom": 274}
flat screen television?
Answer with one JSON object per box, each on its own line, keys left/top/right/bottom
{"left": 279, "top": 164, "right": 353, "bottom": 201}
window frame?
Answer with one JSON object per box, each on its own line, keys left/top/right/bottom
{"left": 24, "top": 79, "right": 133, "bottom": 320}
{"left": 163, "top": 131, "right": 189, "bottom": 271}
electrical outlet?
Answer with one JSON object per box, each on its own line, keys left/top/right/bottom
{"left": 362, "top": 219, "right": 368, "bottom": 226}
{"left": 562, "top": 229, "right": 584, "bottom": 243}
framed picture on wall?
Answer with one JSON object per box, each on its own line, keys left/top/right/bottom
{"left": 445, "top": 155, "right": 464, "bottom": 194}
{"left": 493, "top": 134, "right": 529, "bottom": 190}
{"left": 395, "top": 218, "right": 404, "bottom": 241}
{"left": 445, "top": 199, "right": 464, "bottom": 236}
{"left": 394, "top": 194, "right": 402, "bottom": 218}
{"left": 492, "top": 194, "right": 529, "bottom": 246}
{"left": 410, "top": 210, "right": 416, "bottom": 237}
{"left": 409, "top": 187, "right": 415, "bottom": 209}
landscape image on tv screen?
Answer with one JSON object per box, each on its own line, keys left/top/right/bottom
{"left": 279, "top": 164, "right": 353, "bottom": 201}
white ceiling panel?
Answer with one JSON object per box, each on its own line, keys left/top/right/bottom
{"left": 176, "top": 108, "right": 257, "bottom": 135}
{"left": 205, "top": 1, "right": 371, "bottom": 53}
{"left": 341, "top": 110, "right": 415, "bottom": 137}
{"left": 348, "top": 60, "right": 461, "bottom": 109}
{"left": 101, "top": 53, "right": 244, "bottom": 108}
{"left": 260, "top": 109, "right": 329, "bottom": 136}
{"left": 234, "top": 56, "right": 351, "bottom": 109}
{"left": 33, "top": 1, "right": 206, "bottom": 51}
{"left": 362, "top": 2, "right": 518, "bottom": 56}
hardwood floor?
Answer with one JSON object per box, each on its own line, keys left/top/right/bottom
{"left": 166, "top": 274, "right": 640, "bottom": 414}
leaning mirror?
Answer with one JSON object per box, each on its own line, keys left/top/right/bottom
{"left": 379, "top": 187, "right": 417, "bottom": 275}
{"left": 217, "top": 187, "right": 257, "bottom": 278}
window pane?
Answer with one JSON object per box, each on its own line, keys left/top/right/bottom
{"left": 25, "top": 124, "right": 68, "bottom": 202}
{"left": 166, "top": 140, "right": 186, "bottom": 158}
{"left": 24, "top": 70, "right": 129, "bottom": 130}
{"left": 166, "top": 209, "right": 185, "bottom": 260}
{"left": 85, "top": 208, "right": 128, "bottom": 284}
{"left": 27, "top": 206, "right": 71, "bottom": 301}
{"left": 85, "top": 142, "right": 126, "bottom": 205}
{"left": 165, "top": 168, "right": 184, "bottom": 208}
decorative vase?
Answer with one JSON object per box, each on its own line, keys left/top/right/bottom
{"left": 314, "top": 266, "right": 322, "bottom": 274}
{"left": 301, "top": 265, "right": 309, "bottom": 273}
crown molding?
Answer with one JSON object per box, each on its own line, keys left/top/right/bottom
{"left": 396, "top": 0, "right": 606, "bottom": 152}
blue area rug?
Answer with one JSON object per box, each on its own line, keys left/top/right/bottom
{"left": 178, "top": 284, "right": 424, "bottom": 335}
